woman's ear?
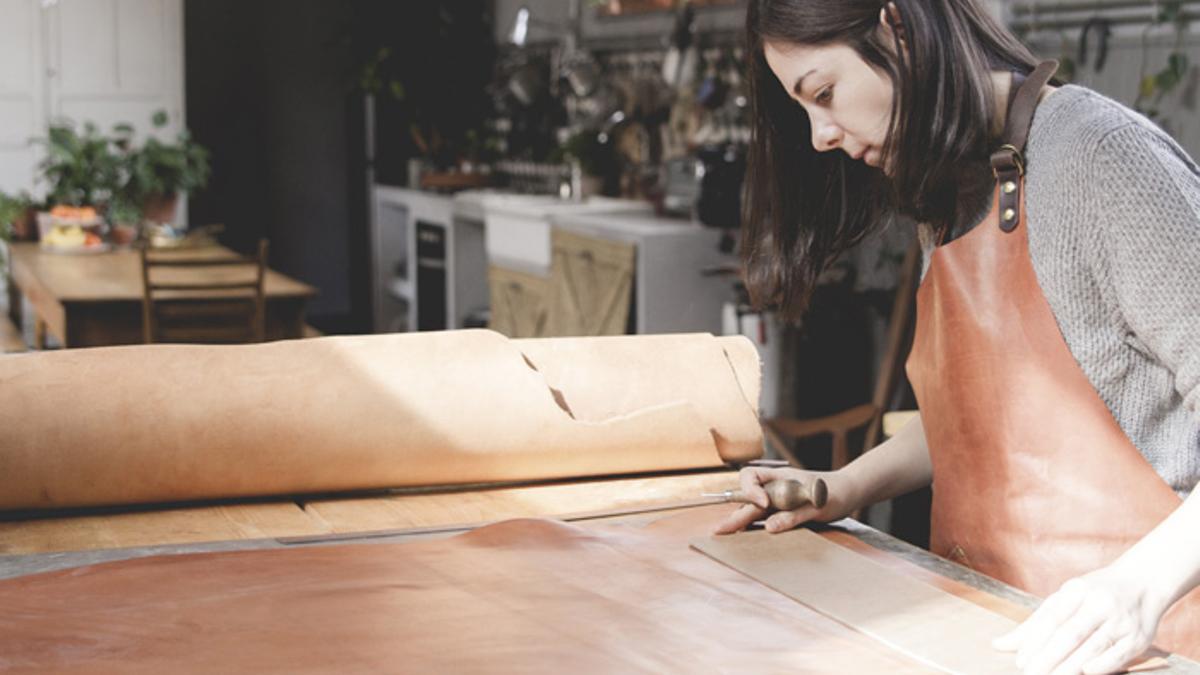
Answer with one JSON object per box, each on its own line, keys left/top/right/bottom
{"left": 879, "top": 2, "right": 907, "bottom": 48}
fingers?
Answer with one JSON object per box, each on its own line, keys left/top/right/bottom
{"left": 715, "top": 467, "right": 823, "bottom": 534}
{"left": 1049, "top": 625, "right": 1122, "bottom": 675}
{"left": 712, "top": 503, "right": 766, "bottom": 534}
{"left": 993, "top": 578, "right": 1150, "bottom": 675}
{"left": 738, "top": 467, "right": 780, "bottom": 510}
{"left": 995, "top": 564, "right": 1161, "bottom": 675}
{"left": 1015, "top": 593, "right": 1086, "bottom": 670}
{"left": 764, "top": 504, "right": 818, "bottom": 533}
{"left": 711, "top": 503, "right": 819, "bottom": 535}
{"left": 1021, "top": 603, "right": 1103, "bottom": 675}
{"left": 995, "top": 582, "right": 1086, "bottom": 665}
{"left": 1081, "top": 635, "right": 1139, "bottom": 675}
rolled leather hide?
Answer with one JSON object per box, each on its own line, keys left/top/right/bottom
{"left": 0, "top": 330, "right": 761, "bottom": 510}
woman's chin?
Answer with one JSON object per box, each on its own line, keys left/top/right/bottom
{"left": 869, "top": 152, "right": 896, "bottom": 176}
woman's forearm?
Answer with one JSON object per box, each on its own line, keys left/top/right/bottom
{"left": 839, "top": 414, "right": 933, "bottom": 508}
{"left": 1116, "top": 485, "right": 1200, "bottom": 613}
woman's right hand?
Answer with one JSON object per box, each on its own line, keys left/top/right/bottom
{"left": 712, "top": 465, "right": 863, "bottom": 535}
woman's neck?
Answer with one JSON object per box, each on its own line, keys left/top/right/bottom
{"left": 990, "top": 71, "right": 1012, "bottom": 140}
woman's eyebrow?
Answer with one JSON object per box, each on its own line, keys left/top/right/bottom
{"left": 792, "top": 69, "right": 817, "bottom": 96}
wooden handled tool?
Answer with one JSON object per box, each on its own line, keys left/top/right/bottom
{"left": 704, "top": 478, "right": 828, "bottom": 511}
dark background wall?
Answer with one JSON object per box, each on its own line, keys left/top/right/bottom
{"left": 185, "top": 1, "right": 493, "bottom": 333}
{"left": 185, "top": 0, "right": 360, "bottom": 331}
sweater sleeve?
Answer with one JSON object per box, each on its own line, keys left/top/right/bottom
{"left": 1094, "top": 122, "right": 1200, "bottom": 416}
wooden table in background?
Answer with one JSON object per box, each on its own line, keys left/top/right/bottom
{"left": 5, "top": 243, "right": 317, "bottom": 348}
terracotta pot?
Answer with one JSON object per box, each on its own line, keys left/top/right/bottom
{"left": 11, "top": 207, "right": 38, "bottom": 241}
{"left": 109, "top": 223, "right": 139, "bottom": 246}
{"left": 580, "top": 175, "right": 604, "bottom": 199}
{"left": 142, "top": 193, "right": 179, "bottom": 225}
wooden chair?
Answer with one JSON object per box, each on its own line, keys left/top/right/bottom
{"left": 141, "top": 239, "right": 269, "bottom": 344}
{"left": 763, "top": 240, "right": 922, "bottom": 470}
{"left": 0, "top": 315, "right": 26, "bottom": 353}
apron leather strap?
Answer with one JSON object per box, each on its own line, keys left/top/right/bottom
{"left": 992, "top": 61, "right": 1058, "bottom": 232}
{"left": 1007, "top": 70, "right": 1027, "bottom": 113}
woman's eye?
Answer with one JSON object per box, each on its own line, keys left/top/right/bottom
{"left": 815, "top": 86, "right": 833, "bottom": 104}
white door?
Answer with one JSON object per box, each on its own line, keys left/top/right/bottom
{"left": 0, "top": 0, "right": 46, "bottom": 194}
{"left": 0, "top": 0, "right": 184, "bottom": 201}
{"left": 44, "top": 0, "right": 184, "bottom": 143}
{"left": 42, "top": 0, "right": 185, "bottom": 220}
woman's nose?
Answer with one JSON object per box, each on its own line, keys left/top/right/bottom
{"left": 811, "top": 121, "right": 842, "bottom": 152}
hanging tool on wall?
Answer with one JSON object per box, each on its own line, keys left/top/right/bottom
{"left": 661, "top": 1, "right": 698, "bottom": 90}
{"left": 1078, "top": 16, "right": 1113, "bottom": 72}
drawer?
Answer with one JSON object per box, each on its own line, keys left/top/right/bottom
{"left": 488, "top": 265, "right": 550, "bottom": 338}
{"left": 547, "top": 229, "right": 636, "bottom": 337}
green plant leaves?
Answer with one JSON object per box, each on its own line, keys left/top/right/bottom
{"left": 1140, "top": 74, "right": 1159, "bottom": 100}
{"left": 1057, "top": 55, "right": 1077, "bottom": 83}
{"left": 32, "top": 110, "right": 210, "bottom": 220}
{"left": 37, "top": 121, "right": 121, "bottom": 207}
{"left": 1169, "top": 52, "right": 1189, "bottom": 79}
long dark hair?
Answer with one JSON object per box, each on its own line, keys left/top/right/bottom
{"left": 741, "top": 0, "right": 1042, "bottom": 318}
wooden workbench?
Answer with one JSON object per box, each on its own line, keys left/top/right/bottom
{"left": 0, "top": 471, "right": 742, "bottom": 557}
{"left": 2, "top": 470, "right": 1198, "bottom": 673}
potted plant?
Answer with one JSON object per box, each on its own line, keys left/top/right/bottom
{"left": 103, "top": 196, "right": 142, "bottom": 246}
{"left": 0, "top": 192, "right": 19, "bottom": 243}
{"left": 560, "top": 129, "right": 615, "bottom": 198}
{"left": 0, "top": 190, "right": 38, "bottom": 241}
{"left": 116, "top": 110, "right": 210, "bottom": 225}
{"left": 37, "top": 121, "right": 121, "bottom": 209}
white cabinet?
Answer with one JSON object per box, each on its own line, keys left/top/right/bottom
{"left": 0, "top": 0, "right": 184, "bottom": 196}
{"left": 370, "top": 186, "right": 489, "bottom": 333}
{"left": 370, "top": 187, "right": 417, "bottom": 333}
{"left": 369, "top": 186, "right": 736, "bottom": 337}
{"left": 478, "top": 194, "right": 651, "bottom": 276}
{"left": 551, "top": 212, "right": 738, "bottom": 335}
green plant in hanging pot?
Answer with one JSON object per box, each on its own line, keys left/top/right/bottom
{"left": 118, "top": 110, "right": 211, "bottom": 225}
{"left": 1132, "top": 0, "right": 1191, "bottom": 129}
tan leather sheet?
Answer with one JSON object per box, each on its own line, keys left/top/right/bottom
{"left": 0, "top": 507, "right": 937, "bottom": 674}
{"left": 0, "top": 330, "right": 761, "bottom": 510}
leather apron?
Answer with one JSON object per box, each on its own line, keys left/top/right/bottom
{"left": 905, "top": 62, "right": 1200, "bottom": 658}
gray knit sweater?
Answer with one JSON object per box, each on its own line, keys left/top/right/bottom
{"left": 923, "top": 84, "right": 1200, "bottom": 497}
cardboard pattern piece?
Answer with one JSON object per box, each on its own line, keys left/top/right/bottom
{"left": 692, "top": 528, "right": 1022, "bottom": 674}
{"left": 0, "top": 330, "right": 761, "bottom": 510}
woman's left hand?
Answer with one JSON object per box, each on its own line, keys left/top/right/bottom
{"left": 992, "top": 561, "right": 1166, "bottom": 675}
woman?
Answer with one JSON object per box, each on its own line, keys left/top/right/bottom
{"left": 716, "top": 1, "right": 1200, "bottom": 673}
